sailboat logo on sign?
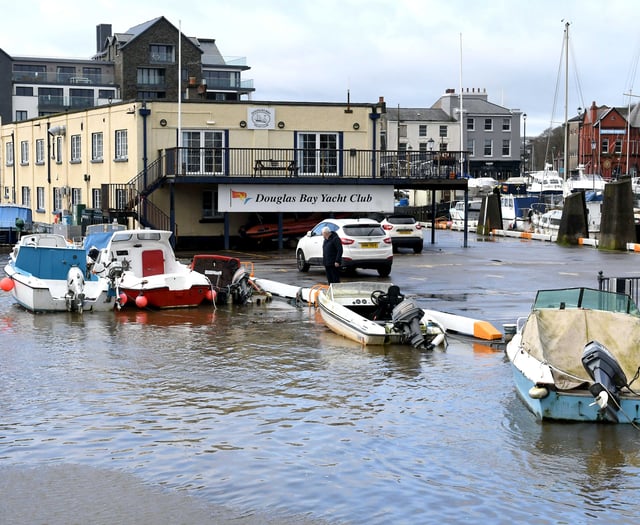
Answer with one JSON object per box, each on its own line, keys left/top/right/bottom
{"left": 231, "top": 190, "right": 251, "bottom": 205}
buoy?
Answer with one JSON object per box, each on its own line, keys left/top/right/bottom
{"left": 206, "top": 289, "right": 216, "bottom": 302}
{"left": 0, "top": 277, "right": 14, "bottom": 291}
{"left": 119, "top": 292, "right": 128, "bottom": 305}
{"left": 528, "top": 386, "right": 549, "bottom": 399}
{"left": 135, "top": 295, "right": 148, "bottom": 308}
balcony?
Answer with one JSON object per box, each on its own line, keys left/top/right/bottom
{"left": 13, "top": 71, "right": 115, "bottom": 85}
{"left": 156, "top": 147, "right": 466, "bottom": 182}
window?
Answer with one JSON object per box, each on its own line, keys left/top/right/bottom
{"left": 39, "top": 87, "right": 64, "bottom": 107}
{"left": 82, "top": 67, "right": 101, "bottom": 82}
{"left": 71, "top": 188, "right": 81, "bottom": 206}
{"left": 202, "top": 190, "right": 222, "bottom": 218}
{"left": 502, "top": 118, "right": 511, "bottom": 131}
{"left": 37, "top": 187, "right": 45, "bottom": 210}
{"left": 502, "top": 139, "right": 511, "bottom": 156}
{"left": 21, "top": 187, "right": 31, "bottom": 207}
{"left": 601, "top": 139, "right": 609, "bottom": 154}
{"left": 71, "top": 135, "right": 81, "bottom": 162}
{"left": 35, "top": 139, "right": 44, "bottom": 164}
{"left": 13, "top": 64, "right": 45, "bottom": 81}
{"left": 20, "top": 141, "right": 29, "bottom": 165}
{"left": 466, "top": 118, "right": 475, "bottom": 131}
{"left": 53, "top": 187, "right": 63, "bottom": 211}
{"left": 418, "top": 125, "right": 427, "bottom": 137}
{"left": 92, "top": 188, "right": 101, "bottom": 209}
{"left": 439, "top": 125, "right": 448, "bottom": 138}
{"left": 484, "top": 118, "right": 493, "bottom": 131}
{"left": 202, "top": 70, "right": 240, "bottom": 88}
{"left": 15, "top": 86, "right": 33, "bottom": 96}
{"left": 136, "top": 90, "right": 166, "bottom": 100}
{"left": 16, "top": 110, "right": 28, "bottom": 121}
{"left": 115, "top": 130, "right": 128, "bottom": 160}
{"left": 484, "top": 139, "right": 493, "bottom": 156}
{"left": 56, "top": 136, "right": 63, "bottom": 163}
{"left": 98, "top": 89, "right": 115, "bottom": 99}
{"left": 70, "top": 88, "right": 93, "bottom": 108}
{"left": 115, "top": 188, "right": 127, "bottom": 209}
{"left": 615, "top": 139, "right": 623, "bottom": 154}
{"left": 92, "top": 132, "right": 103, "bottom": 161}
{"left": 56, "top": 66, "right": 75, "bottom": 83}
{"left": 150, "top": 44, "right": 175, "bottom": 63}
{"left": 137, "top": 68, "right": 166, "bottom": 86}
{"left": 182, "top": 130, "right": 224, "bottom": 173}
{"left": 5, "top": 142, "right": 13, "bottom": 166}
{"left": 297, "top": 132, "right": 339, "bottom": 175}
{"left": 468, "top": 138, "right": 475, "bottom": 156}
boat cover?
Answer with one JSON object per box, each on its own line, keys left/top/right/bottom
{"left": 520, "top": 308, "right": 640, "bottom": 390}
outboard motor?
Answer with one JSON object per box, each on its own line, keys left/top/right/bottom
{"left": 581, "top": 340, "right": 628, "bottom": 423}
{"left": 230, "top": 267, "right": 253, "bottom": 305}
{"left": 65, "top": 266, "right": 86, "bottom": 313}
{"left": 392, "top": 299, "right": 428, "bottom": 349}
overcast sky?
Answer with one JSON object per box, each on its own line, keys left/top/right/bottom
{"left": 3, "top": 0, "right": 640, "bottom": 136}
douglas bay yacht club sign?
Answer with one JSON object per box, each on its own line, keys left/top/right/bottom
{"left": 218, "top": 185, "right": 395, "bottom": 213}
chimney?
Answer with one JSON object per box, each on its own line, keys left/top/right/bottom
{"left": 96, "top": 24, "right": 112, "bottom": 53}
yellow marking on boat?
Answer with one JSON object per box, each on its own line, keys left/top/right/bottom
{"left": 473, "top": 320, "right": 503, "bottom": 340}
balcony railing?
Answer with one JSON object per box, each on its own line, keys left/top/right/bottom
{"left": 161, "top": 147, "right": 465, "bottom": 180}
{"left": 13, "top": 71, "right": 115, "bottom": 85}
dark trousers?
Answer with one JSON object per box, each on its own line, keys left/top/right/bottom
{"left": 325, "top": 265, "right": 341, "bottom": 284}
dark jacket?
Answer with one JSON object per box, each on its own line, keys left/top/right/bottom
{"left": 323, "top": 231, "right": 343, "bottom": 266}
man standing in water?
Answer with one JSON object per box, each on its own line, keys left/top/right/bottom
{"left": 322, "top": 226, "right": 343, "bottom": 284}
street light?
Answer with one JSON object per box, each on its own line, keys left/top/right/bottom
{"left": 427, "top": 138, "right": 435, "bottom": 176}
{"left": 591, "top": 139, "right": 597, "bottom": 174}
{"left": 522, "top": 113, "right": 527, "bottom": 175}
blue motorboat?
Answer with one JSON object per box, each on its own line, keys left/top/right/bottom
{"left": 506, "top": 287, "right": 640, "bottom": 423}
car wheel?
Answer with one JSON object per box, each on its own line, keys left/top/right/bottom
{"left": 413, "top": 245, "right": 423, "bottom": 254}
{"left": 296, "top": 250, "right": 310, "bottom": 272}
{"left": 377, "top": 265, "right": 392, "bottom": 277}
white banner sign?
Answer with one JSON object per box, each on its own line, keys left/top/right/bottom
{"left": 247, "top": 107, "right": 276, "bottom": 129}
{"left": 218, "top": 184, "right": 395, "bottom": 213}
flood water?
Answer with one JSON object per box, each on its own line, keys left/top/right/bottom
{"left": 2, "top": 231, "right": 640, "bottom": 524}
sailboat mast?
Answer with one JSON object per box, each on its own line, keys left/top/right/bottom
{"left": 563, "top": 21, "right": 569, "bottom": 181}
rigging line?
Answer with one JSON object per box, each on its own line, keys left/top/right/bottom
{"left": 568, "top": 35, "right": 586, "bottom": 114}
{"left": 624, "top": 34, "right": 640, "bottom": 93}
{"left": 544, "top": 27, "right": 567, "bottom": 165}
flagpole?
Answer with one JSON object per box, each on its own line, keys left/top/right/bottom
{"left": 178, "top": 19, "right": 182, "bottom": 149}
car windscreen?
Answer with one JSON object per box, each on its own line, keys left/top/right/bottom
{"left": 387, "top": 216, "right": 416, "bottom": 225}
{"left": 343, "top": 224, "right": 385, "bottom": 237}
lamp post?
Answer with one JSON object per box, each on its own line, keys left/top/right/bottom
{"left": 407, "top": 144, "right": 412, "bottom": 177}
{"left": 522, "top": 113, "right": 527, "bottom": 175}
{"left": 427, "top": 138, "right": 435, "bottom": 176}
{"left": 591, "top": 139, "right": 597, "bottom": 175}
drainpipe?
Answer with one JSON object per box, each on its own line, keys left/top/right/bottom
{"left": 138, "top": 102, "right": 151, "bottom": 224}
{"left": 11, "top": 132, "right": 16, "bottom": 204}
{"left": 369, "top": 108, "right": 381, "bottom": 178}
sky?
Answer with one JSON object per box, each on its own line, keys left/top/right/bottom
{"left": 2, "top": 0, "right": 640, "bottom": 137}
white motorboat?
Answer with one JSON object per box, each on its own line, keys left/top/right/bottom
{"left": 506, "top": 286, "right": 640, "bottom": 423}
{"left": 564, "top": 165, "right": 605, "bottom": 196}
{"left": 86, "top": 229, "right": 211, "bottom": 309}
{"left": 316, "top": 281, "right": 447, "bottom": 349}
{"left": 526, "top": 165, "right": 564, "bottom": 197}
{"left": 2, "top": 233, "right": 119, "bottom": 313}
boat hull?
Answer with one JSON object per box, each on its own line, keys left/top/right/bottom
{"left": 317, "top": 282, "right": 446, "bottom": 348}
{"left": 508, "top": 354, "right": 640, "bottom": 423}
{"left": 118, "top": 276, "right": 210, "bottom": 309}
{"left": 5, "top": 267, "right": 115, "bottom": 313}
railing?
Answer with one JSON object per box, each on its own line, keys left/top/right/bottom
{"left": 162, "top": 147, "right": 466, "bottom": 180}
{"left": 13, "top": 71, "right": 115, "bottom": 85}
{"left": 597, "top": 271, "right": 640, "bottom": 307}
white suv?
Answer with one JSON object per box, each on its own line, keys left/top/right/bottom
{"left": 380, "top": 215, "right": 424, "bottom": 254}
{"left": 296, "top": 218, "right": 393, "bottom": 277}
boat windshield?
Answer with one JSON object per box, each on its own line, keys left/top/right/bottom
{"left": 533, "top": 287, "right": 640, "bottom": 316}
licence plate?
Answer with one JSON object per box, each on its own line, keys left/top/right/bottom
{"left": 397, "top": 230, "right": 411, "bottom": 234}
{"left": 360, "top": 242, "right": 378, "bottom": 248}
